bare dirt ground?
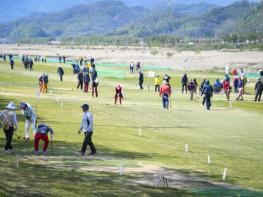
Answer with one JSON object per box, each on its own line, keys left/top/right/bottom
{"left": 1, "top": 44, "right": 263, "bottom": 71}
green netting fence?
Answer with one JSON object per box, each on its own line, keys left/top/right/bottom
{"left": 247, "top": 73, "right": 261, "bottom": 79}
{"left": 97, "top": 63, "right": 171, "bottom": 71}
{"left": 97, "top": 70, "right": 125, "bottom": 79}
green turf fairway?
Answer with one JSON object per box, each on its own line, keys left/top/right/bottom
{"left": 0, "top": 60, "right": 262, "bottom": 197}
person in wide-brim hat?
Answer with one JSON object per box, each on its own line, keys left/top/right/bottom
{"left": 5, "top": 102, "right": 17, "bottom": 110}
{"left": 0, "top": 102, "right": 18, "bottom": 153}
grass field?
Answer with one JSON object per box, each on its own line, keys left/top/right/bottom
{"left": 0, "top": 60, "right": 263, "bottom": 197}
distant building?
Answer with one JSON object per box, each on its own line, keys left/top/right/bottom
{"left": 48, "top": 40, "right": 60, "bottom": 45}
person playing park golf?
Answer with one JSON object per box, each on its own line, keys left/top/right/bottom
{"left": 10, "top": 55, "right": 14, "bottom": 70}
{"left": 115, "top": 85, "right": 124, "bottom": 105}
{"left": 138, "top": 70, "right": 144, "bottom": 90}
{"left": 130, "top": 61, "right": 134, "bottom": 74}
{"left": 34, "top": 124, "right": 54, "bottom": 155}
{"left": 57, "top": 66, "right": 64, "bottom": 82}
{"left": 222, "top": 78, "right": 231, "bottom": 101}
{"left": 236, "top": 77, "right": 244, "bottom": 101}
{"left": 201, "top": 80, "right": 213, "bottom": 110}
{"left": 0, "top": 102, "right": 18, "bottom": 153}
{"left": 20, "top": 102, "right": 36, "bottom": 140}
{"left": 84, "top": 70, "right": 90, "bottom": 93}
{"left": 78, "top": 104, "right": 96, "bottom": 156}
{"left": 188, "top": 79, "right": 195, "bottom": 101}
{"left": 77, "top": 71, "right": 84, "bottom": 91}
{"left": 163, "top": 74, "right": 171, "bottom": 87}
{"left": 193, "top": 78, "right": 198, "bottom": 94}
{"left": 154, "top": 74, "right": 160, "bottom": 92}
{"left": 255, "top": 78, "right": 263, "bottom": 102}
{"left": 159, "top": 81, "right": 172, "bottom": 109}
{"left": 181, "top": 73, "right": 188, "bottom": 94}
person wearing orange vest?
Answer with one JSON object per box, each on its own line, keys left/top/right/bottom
{"left": 159, "top": 81, "right": 172, "bottom": 109}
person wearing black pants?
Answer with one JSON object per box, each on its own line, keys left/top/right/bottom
{"left": 0, "top": 102, "right": 18, "bottom": 153}
{"left": 77, "top": 71, "right": 84, "bottom": 91}
{"left": 255, "top": 78, "right": 263, "bottom": 102}
{"left": 138, "top": 71, "right": 144, "bottom": 90}
{"left": 201, "top": 80, "right": 213, "bottom": 110}
{"left": 181, "top": 73, "right": 188, "bottom": 94}
{"left": 78, "top": 104, "right": 96, "bottom": 156}
{"left": 4, "top": 127, "right": 14, "bottom": 151}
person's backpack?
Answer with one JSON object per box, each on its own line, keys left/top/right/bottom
{"left": 1, "top": 110, "right": 14, "bottom": 130}
{"left": 188, "top": 82, "right": 194, "bottom": 90}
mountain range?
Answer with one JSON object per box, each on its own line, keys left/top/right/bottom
{"left": 0, "top": 0, "right": 260, "bottom": 23}
{"left": 0, "top": 0, "right": 262, "bottom": 41}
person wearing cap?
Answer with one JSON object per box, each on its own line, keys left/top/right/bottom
{"left": 78, "top": 104, "right": 96, "bottom": 156}
{"left": 255, "top": 78, "right": 263, "bottom": 102}
{"left": 20, "top": 102, "right": 36, "bottom": 140}
{"left": 0, "top": 102, "right": 18, "bottom": 153}
{"left": 115, "top": 85, "right": 124, "bottom": 105}
{"left": 138, "top": 70, "right": 144, "bottom": 90}
{"left": 34, "top": 124, "right": 54, "bottom": 155}
{"left": 163, "top": 74, "right": 171, "bottom": 87}
{"left": 159, "top": 81, "right": 172, "bottom": 109}
{"left": 201, "top": 80, "right": 213, "bottom": 110}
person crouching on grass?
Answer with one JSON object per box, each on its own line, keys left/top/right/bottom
{"left": 78, "top": 104, "right": 96, "bottom": 156}
{"left": 34, "top": 124, "right": 54, "bottom": 155}
{"left": 159, "top": 81, "right": 172, "bottom": 109}
{"left": 115, "top": 85, "right": 124, "bottom": 105}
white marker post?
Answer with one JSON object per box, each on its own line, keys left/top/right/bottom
{"left": 139, "top": 126, "right": 142, "bottom": 136}
{"left": 222, "top": 168, "right": 227, "bottom": 180}
{"left": 36, "top": 87, "right": 40, "bottom": 99}
{"left": 16, "top": 155, "right": 20, "bottom": 167}
{"left": 119, "top": 166, "right": 124, "bottom": 176}
{"left": 207, "top": 155, "right": 211, "bottom": 165}
{"left": 56, "top": 97, "right": 59, "bottom": 103}
{"left": 185, "top": 144, "right": 188, "bottom": 153}
{"left": 229, "top": 101, "right": 232, "bottom": 109}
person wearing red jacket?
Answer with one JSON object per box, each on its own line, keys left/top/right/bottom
{"left": 159, "top": 81, "right": 172, "bottom": 109}
{"left": 222, "top": 78, "right": 231, "bottom": 101}
{"left": 115, "top": 85, "right": 123, "bottom": 105}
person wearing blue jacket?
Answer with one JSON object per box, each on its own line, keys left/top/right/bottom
{"left": 201, "top": 80, "right": 213, "bottom": 110}
{"left": 78, "top": 104, "right": 96, "bottom": 156}
{"left": 213, "top": 79, "right": 222, "bottom": 94}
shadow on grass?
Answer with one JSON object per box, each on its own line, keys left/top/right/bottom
{"left": 0, "top": 154, "right": 195, "bottom": 197}
{"left": 158, "top": 168, "right": 263, "bottom": 197}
